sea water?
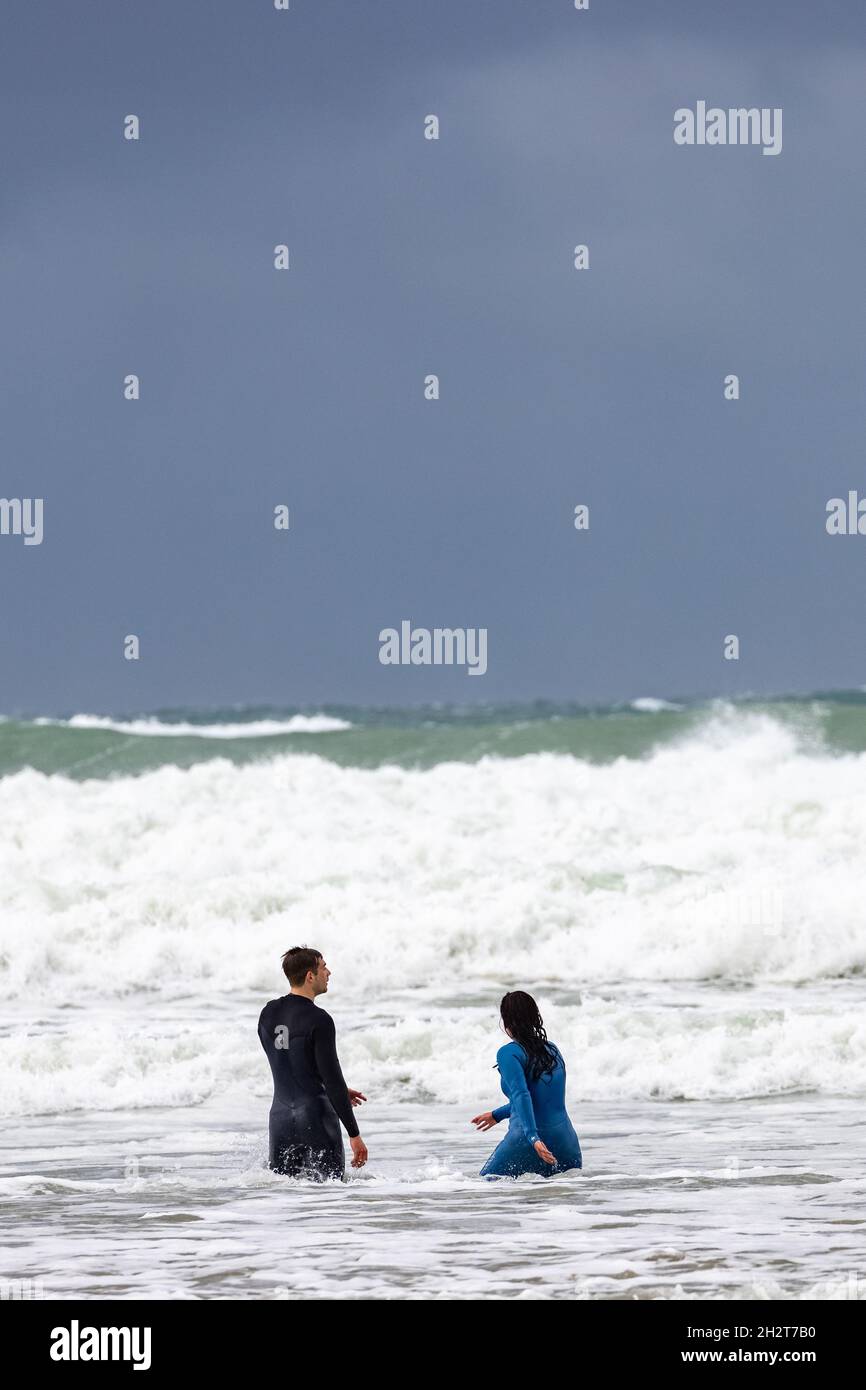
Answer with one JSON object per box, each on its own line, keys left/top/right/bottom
{"left": 1, "top": 696, "right": 865, "bottom": 1299}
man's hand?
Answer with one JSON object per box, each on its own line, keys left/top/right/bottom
{"left": 534, "top": 1139, "right": 557, "bottom": 1166}
{"left": 350, "top": 1135, "right": 368, "bottom": 1168}
{"left": 471, "top": 1111, "right": 498, "bottom": 1132}
{"left": 347, "top": 1088, "right": 367, "bottom": 1108}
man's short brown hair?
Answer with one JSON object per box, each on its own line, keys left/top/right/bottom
{"left": 281, "top": 945, "right": 323, "bottom": 986}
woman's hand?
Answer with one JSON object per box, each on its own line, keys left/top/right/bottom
{"left": 347, "top": 1088, "right": 367, "bottom": 1108}
{"left": 534, "top": 1139, "right": 557, "bottom": 1166}
{"left": 471, "top": 1111, "right": 498, "bottom": 1132}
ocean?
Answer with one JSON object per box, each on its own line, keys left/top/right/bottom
{"left": 1, "top": 694, "right": 865, "bottom": 1300}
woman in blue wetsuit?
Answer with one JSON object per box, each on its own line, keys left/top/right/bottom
{"left": 472, "top": 990, "right": 582, "bottom": 1178}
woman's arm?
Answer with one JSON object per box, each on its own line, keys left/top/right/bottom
{"left": 497, "top": 1046, "right": 539, "bottom": 1144}
{"left": 491, "top": 1102, "right": 511, "bottom": 1123}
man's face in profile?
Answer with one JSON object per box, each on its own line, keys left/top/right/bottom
{"left": 311, "top": 958, "right": 330, "bottom": 995}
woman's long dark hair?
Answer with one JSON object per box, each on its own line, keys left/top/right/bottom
{"left": 500, "top": 991, "right": 558, "bottom": 1081}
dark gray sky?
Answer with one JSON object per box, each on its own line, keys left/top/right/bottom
{"left": 2, "top": 0, "right": 864, "bottom": 713}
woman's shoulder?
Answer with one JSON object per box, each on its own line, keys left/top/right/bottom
{"left": 496, "top": 1040, "right": 565, "bottom": 1070}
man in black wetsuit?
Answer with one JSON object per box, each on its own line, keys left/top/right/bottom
{"left": 258, "top": 946, "right": 368, "bottom": 1180}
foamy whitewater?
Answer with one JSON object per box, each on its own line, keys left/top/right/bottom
{"left": 1, "top": 697, "right": 864, "bottom": 1299}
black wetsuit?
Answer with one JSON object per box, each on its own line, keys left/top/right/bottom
{"left": 257, "top": 994, "right": 359, "bottom": 1180}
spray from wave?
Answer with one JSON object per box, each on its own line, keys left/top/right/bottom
{"left": 1, "top": 700, "right": 864, "bottom": 1115}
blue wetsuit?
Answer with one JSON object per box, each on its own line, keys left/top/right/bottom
{"left": 480, "top": 1040, "right": 582, "bottom": 1178}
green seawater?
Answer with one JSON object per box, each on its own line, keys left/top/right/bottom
{"left": 1, "top": 691, "right": 865, "bottom": 780}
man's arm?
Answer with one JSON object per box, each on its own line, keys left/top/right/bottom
{"left": 313, "top": 1011, "right": 360, "bottom": 1138}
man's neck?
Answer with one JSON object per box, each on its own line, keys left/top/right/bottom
{"left": 290, "top": 985, "right": 317, "bottom": 1002}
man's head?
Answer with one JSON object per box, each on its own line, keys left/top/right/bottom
{"left": 281, "top": 945, "right": 330, "bottom": 996}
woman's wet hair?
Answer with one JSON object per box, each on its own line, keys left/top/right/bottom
{"left": 500, "top": 990, "right": 558, "bottom": 1080}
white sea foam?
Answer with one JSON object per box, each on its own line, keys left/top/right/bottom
{"left": 33, "top": 713, "right": 353, "bottom": 737}
{"left": 1, "top": 710, "right": 864, "bottom": 1115}
{"left": 629, "top": 697, "right": 685, "bottom": 712}
{"left": 2, "top": 991, "right": 864, "bottom": 1119}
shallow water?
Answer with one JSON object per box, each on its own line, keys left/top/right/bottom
{"left": 3, "top": 1094, "right": 863, "bottom": 1300}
